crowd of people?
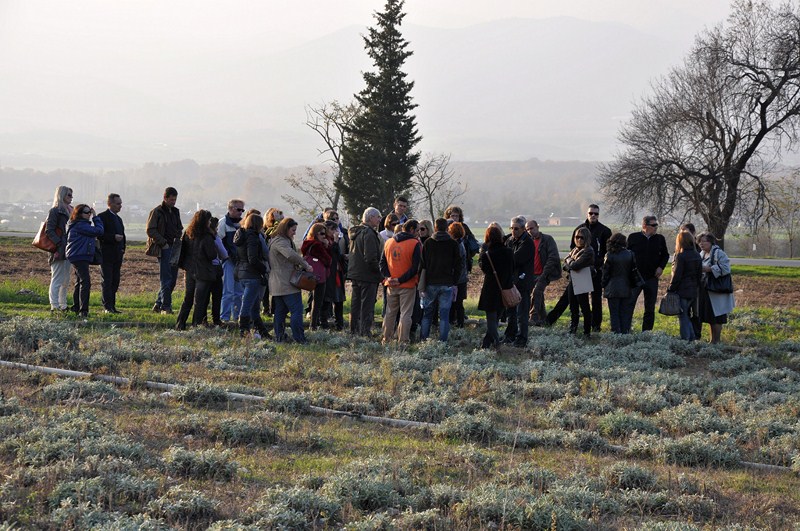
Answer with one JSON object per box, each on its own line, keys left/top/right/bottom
{"left": 43, "top": 187, "right": 736, "bottom": 345}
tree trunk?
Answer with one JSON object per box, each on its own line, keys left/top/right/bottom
{"left": 707, "top": 215, "right": 730, "bottom": 251}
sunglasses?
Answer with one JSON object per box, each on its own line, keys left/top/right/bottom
{"left": 575, "top": 236, "right": 585, "bottom": 240}
{"left": 588, "top": 212, "right": 599, "bottom": 216}
{"left": 648, "top": 223, "right": 659, "bottom": 228}
{"left": 234, "top": 207, "right": 245, "bottom": 212}
{"left": 82, "top": 210, "right": 92, "bottom": 214}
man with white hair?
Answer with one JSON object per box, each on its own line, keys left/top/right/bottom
{"left": 347, "top": 207, "right": 383, "bottom": 336}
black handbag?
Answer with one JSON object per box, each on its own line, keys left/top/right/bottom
{"left": 658, "top": 291, "right": 681, "bottom": 316}
{"left": 629, "top": 253, "right": 646, "bottom": 289}
{"left": 704, "top": 249, "right": 734, "bottom": 293}
{"left": 90, "top": 246, "right": 103, "bottom": 266}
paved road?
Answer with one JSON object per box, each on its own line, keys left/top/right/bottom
{"left": 3, "top": 231, "right": 799, "bottom": 267}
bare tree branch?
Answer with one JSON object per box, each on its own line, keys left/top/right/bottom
{"left": 409, "top": 153, "right": 467, "bottom": 220}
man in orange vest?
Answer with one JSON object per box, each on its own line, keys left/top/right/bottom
{"left": 379, "top": 219, "right": 422, "bottom": 344}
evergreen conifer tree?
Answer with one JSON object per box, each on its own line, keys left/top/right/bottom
{"left": 338, "top": 0, "right": 421, "bottom": 220}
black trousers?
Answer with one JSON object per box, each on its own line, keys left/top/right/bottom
{"left": 568, "top": 283, "right": 592, "bottom": 335}
{"left": 547, "top": 286, "right": 570, "bottom": 325}
{"left": 100, "top": 259, "right": 122, "bottom": 310}
{"left": 176, "top": 274, "right": 196, "bottom": 330}
{"left": 72, "top": 261, "right": 91, "bottom": 314}
{"left": 192, "top": 279, "right": 213, "bottom": 326}
{"left": 589, "top": 270, "right": 603, "bottom": 330}
{"left": 631, "top": 276, "right": 659, "bottom": 331}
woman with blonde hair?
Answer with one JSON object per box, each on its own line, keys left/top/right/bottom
{"left": 667, "top": 231, "right": 702, "bottom": 341}
{"left": 45, "top": 185, "right": 74, "bottom": 312}
{"left": 261, "top": 207, "right": 284, "bottom": 315}
{"left": 234, "top": 212, "right": 271, "bottom": 339}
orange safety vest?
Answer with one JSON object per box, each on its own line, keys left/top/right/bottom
{"left": 383, "top": 237, "right": 420, "bottom": 288}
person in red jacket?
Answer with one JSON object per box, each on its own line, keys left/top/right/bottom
{"left": 301, "top": 223, "right": 332, "bottom": 330}
{"left": 380, "top": 219, "right": 422, "bottom": 344}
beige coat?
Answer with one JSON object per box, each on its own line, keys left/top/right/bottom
{"left": 268, "top": 235, "right": 309, "bottom": 297}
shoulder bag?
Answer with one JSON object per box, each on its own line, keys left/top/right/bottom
{"left": 658, "top": 290, "right": 681, "bottom": 316}
{"left": 629, "top": 252, "right": 646, "bottom": 289}
{"left": 485, "top": 250, "right": 521, "bottom": 308}
{"left": 170, "top": 234, "right": 187, "bottom": 270}
{"left": 32, "top": 222, "right": 58, "bottom": 253}
{"left": 290, "top": 269, "right": 317, "bottom": 291}
{"left": 704, "top": 248, "right": 734, "bottom": 293}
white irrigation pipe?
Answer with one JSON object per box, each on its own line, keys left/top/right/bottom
{"left": 0, "top": 359, "right": 792, "bottom": 473}
{"left": 0, "top": 359, "right": 436, "bottom": 429}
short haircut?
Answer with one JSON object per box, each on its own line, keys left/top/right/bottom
{"left": 362, "top": 207, "right": 381, "bottom": 223}
{"left": 698, "top": 232, "right": 717, "bottom": 245}
{"left": 526, "top": 219, "right": 539, "bottom": 228}
{"left": 164, "top": 187, "right": 178, "bottom": 198}
{"left": 445, "top": 205, "right": 463, "bottom": 221}
{"left": 510, "top": 215, "right": 526, "bottom": 228}
{"left": 395, "top": 196, "right": 408, "bottom": 205}
{"left": 107, "top": 193, "right": 120, "bottom": 205}
{"left": 485, "top": 225, "right": 504, "bottom": 245}
{"left": 588, "top": 204, "right": 599, "bottom": 211}
{"left": 402, "top": 219, "right": 418, "bottom": 232}
{"left": 434, "top": 218, "right": 449, "bottom": 232}
{"left": 324, "top": 210, "right": 339, "bottom": 220}
{"left": 448, "top": 221, "right": 465, "bottom": 239}
{"left": 642, "top": 215, "right": 657, "bottom": 226}
{"left": 227, "top": 199, "right": 244, "bottom": 209}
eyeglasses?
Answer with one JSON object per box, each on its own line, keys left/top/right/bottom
{"left": 510, "top": 226, "right": 522, "bottom": 231}
{"left": 588, "top": 212, "right": 599, "bottom": 217}
{"left": 575, "top": 236, "right": 585, "bottom": 240}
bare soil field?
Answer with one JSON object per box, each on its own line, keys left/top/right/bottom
{"left": 2, "top": 238, "right": 798, "bottom": 310}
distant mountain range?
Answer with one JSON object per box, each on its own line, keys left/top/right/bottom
{"left": 0, "top": 17, "right": 689, "bottom": 168}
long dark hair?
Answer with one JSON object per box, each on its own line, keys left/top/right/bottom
{"left": 69, "top": 204, "right": 91, "bottom": 222}
{"left": 186, "top": 209, "right": 212, "bottom": 239}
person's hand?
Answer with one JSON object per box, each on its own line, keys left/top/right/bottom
{"left": 655, "top": 267, "right": 663, "bottom": 278}
{"left": 703, "top": 265, "right": 712, "bottom": 273}
{"left": 115, "top": 234, "right": 123, "bottom": 242}
{"left": 305, "top": 263, "right": 314, "bottom": 272}
{"left": 388, "top": 278, "right": 399, "bottom": 287}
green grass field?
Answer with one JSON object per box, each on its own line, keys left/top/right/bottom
{"left": 0, "top": 268, "right": 799, "bottom": 529}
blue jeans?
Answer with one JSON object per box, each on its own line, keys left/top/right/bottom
{"left": 239, "top": 278, "right": 266, "bottom": 321}
{"left": 274, "top": 292, "right": 306, "bottom": 343}
{"left": 156, "top": 247, "right": 178, "bottom": 310}
{"left": 678, "top": 297, "right": 697, "bottom": 341}
{"left": 221, "top": 260, "right": 243, "bottom": 321}
{"left": 421, "top": 284, "right": 454, "bottom": 341}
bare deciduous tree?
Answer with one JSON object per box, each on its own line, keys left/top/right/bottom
{"left": 281, "top": 167, "right": 340, "bottom": 220}
{"left": 767, "top": 171, "right": 800, "bottom": 257}
{"left": 599, "top": 0, "right": 800, "bottom": 248}
{"left": 410, "top": 153, "right": 467, "bottom": 220}
{"left": 283, "top": 100, "right": 361, "bottom": 216}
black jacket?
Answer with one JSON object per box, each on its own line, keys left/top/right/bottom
{"left": 668, "top": 249, "right": 702, "bottom": 299}
{"left": 506, "top": 231, "right": 535, "bottom": 290}
{"left": 190, "top": 232, "right": 219, "bottom": 282}
{"left": 478, "top": 243, "right": 514, "bottom": 312}
{"left": 233, "top": 228, "right": 269, "bottom": 280}
{"left": 421, "top": 231, "right": 462, "bottom": 286}
{"left": 627, "top": 231, "right": 670, "bottom": 280}
{"left": 573, "top": 220, "right": 612, "bottom": 269}
{"left": 602, "top": 249, "right": 634, "bottom": 299}
{"left": 97, "top": 209, "right": 126, "bottom": 264}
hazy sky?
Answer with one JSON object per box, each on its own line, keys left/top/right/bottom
{"left": 1, "top": 0, "right": 732, "bottom": 58}
{"left": 0, "top": 0, "right": 738, "bottom": 166}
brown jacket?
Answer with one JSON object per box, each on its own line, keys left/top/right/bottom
{"left": 146, "top": 203, "right": 183, "bottom": 257}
